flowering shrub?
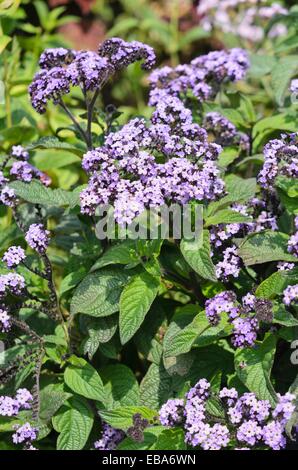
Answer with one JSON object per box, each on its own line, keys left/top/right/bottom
{"left": 0, "top": 0, "right": 298, "bottom": 453}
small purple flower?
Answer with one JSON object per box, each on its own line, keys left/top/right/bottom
{"left": 0, "top": 307, "right": 11, "bottom": 332}
{"left": 94, "top": 423, "right": 125, "bottom": 450}
{"left": 12, "top": 423, "right": 37, "bottom": 444}
{"left": 15, "top": 389, "right": 33, "bottom": 410}
{"left": 159, "top": 399, "right": 185, "bottom": 427}
{"left": 231, "top": 316, "right": 259, "bottom": 348}
{"left": 10, "top": 161, "right": 34, "bottom": 183}
{"left": 0, "top": 396, "right": 18, "bottom": 416}
{"left": 205, "top": 291, "right": 238, "bottom": 326}
{"left": 25, "top": 224, "right": 50, "bottom": 254}
{"left": 288, "top": 231, "right": 298, "bottom": 258}
{"left": 2, "top": 246, "right": 26, "bottom": 268}
{"left": 11, "top": 145, "right": 29, "bottom": 161}
{"left": 0, "top": 273, "right": 26, "bottom": 297}
{"left": 0, "top": 186, "right": 17, "bottom": 207}
{"left": 283, "top": 284, "right": 298, "bottom": 306}
{"left": 0, "top": 170, "right": 8, "bottom": 186}
{"left": 237, "top": 420, "right": 262, "bottom": 446}
{"left": 215, "top": 245, "right": 241, "bottom": 280}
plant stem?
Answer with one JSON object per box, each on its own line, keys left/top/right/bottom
{"left": 59, "top": 100, "right": 90, "bottom": 149}
{"left": 86, "top": 90, "right": 99, "bottom": 149}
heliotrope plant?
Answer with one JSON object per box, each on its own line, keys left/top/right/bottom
{"left": 0, "top": 36, "right": 297, "bottom": 451}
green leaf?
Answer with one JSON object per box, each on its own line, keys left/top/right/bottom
{"left": 39, "top": 385, "right": 72, "bottom": 423}
{"left": 70, "top": 267, "right": 131, "bottom": 317}
{"left": 52, "top": 396, "right": 93, "bottom": 450}
{"left": 248, "top": 54, "right": 276, "bottom": 77}
{"left": 139, "top": 363, "right": 172, "bottom": 410}
{"left": 152, "top": 428, "right": 186, "bottom": 450}
{"left": 256, "top": 267, "right": 298, "bottom": 299}
{"left": 83, "top": 315, "right": 118, "bottom": 359}
{"left": 64, "top": 356, "right": 105, "bottom": 402}
{"left": 163, "top": 310, "right": 232, "bottom": 358}
{"left": 276, "top": 34, "right": 298, "bottom": 53}
{"left": 59, "top": 268, "right": 87, "bottom": 296}
{"left": 0, "top": 35, "right": 11, "bottom": 53}
{"left": 271, "top": 56, "right": 298, "bottom": 105}
{"left": 205, "top": 209, "right": 252, "bottom": 227}
{"left": 275, "top": 176, "right": 298, "bottom": 198}
{"left": 180, "top": 230, "right": 217, "bottom": 282}
{"left": 273, "top": 304, "right": 298, "bottom": 327}
{"left": 100, "top": 364, "right": 140, "bottom": 409}
{"left": 119, "top": 271, "right": 160, "bottom": 344}
{"left": 118, "top": 427, "right": 163, "bottom": 450}
{"left": 90, "top": 240, "right": 139, "bottom": 271}
{"left": 27, "top": 136, "right": 83, "bottom": 156}
{"left": 98, "top": 406, "right": 157, "bottom": 431}
{"left": 235, "top": 335, "right": 277, "bottom": 406}
{"left": 9, "top": 180, "right": 81, "bottom": 208}
{"left": 239, "top": 231, "right": 297, "bottom": 266}
{"left": 208, "top": 176, "right": 256, "bottom": 216}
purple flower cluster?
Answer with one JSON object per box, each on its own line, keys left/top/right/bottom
{"left": 2, "top": 246, "right": 26, "bottom": 268}
{"left": 205, "top": 290, "right": 238, "bottom": 325}
{"left": 0, "top": 306, "right": 11, "bottom": 332}
{"left": 283, "top": 284, "right": 298, "bottom": 306}
{"left": 0, "top": 145, "right": 50, "bottom": 204}
{"left": 203, "top": 112, "right": 249, "bottom": 149}
{"left": 0, "top": 388, "right": 33, "bottom": 417}
{"left": 258, "top": 133, "right": 298, "bottom": 189}
{"left": 197, "top": 0, "right": 288, "bottom": 43}
{"left": 205, "top": 290, "right": 259, "bottom": 348}
{"left": 12, "top": 423, "right": 37, "bottom": 446}
{"left": 149, "top": 48, "right": 249, "bottom": 108}
{"left": 277, "top": 262, "right": 295, "bottom": 271}
{"left": 0, "top": 273, "right": 26, "bottom": 298}
{"left": 159, "top": 379, "right": 296, "bottom": 450}
{"left": 0, "top": 186, "right": 17, "bottom": 207}
{"left": 25, "top": 224, "right": 50, "bottom": 254}
{"left": 215, "top": 245, "right": 241, "bottom": 280}
{"left": 159, "top": 399, "right": 185, "bottom": 426}
{"left": 29, "top": 39, "right": 156, "bottom": 113}
{"left": 11, "top": 145, "right": 29, "bottom": 160}
{"left": 94, "top": 422, "right": 125, "bottom": 450}
{"left": 286, "top": 216, "right": 298, "bottom": 259}
{"left": 290, "top": 79, "right": 298, "bottom": 95}
{"left": 80, "top": 115, "right": 225, "bottom": 224}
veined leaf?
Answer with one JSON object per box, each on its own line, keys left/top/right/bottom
{"left": 119, "top": 271, "right": 160, "bottom": 344}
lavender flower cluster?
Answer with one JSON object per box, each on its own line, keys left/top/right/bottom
{"left": 0, "top": 388, "right": 33, "bottom": 416}
{"left": 210, "top": 200, "right": 279, "bottom": 255}
{"left": 0, "top": 273, "right": 25, "bottom": 299}
{"left": 258, "top": 132, "right": 298, "bottom": 190}
{"left": 283, "top": 284, "right": 298, "bottom": 306}
{"left": 203, "top": 112, "right": 249, "bottom": 149}
{"left": 80, "top": 116, "right": 224, "bottom": 225}
{"left": 94, "top": 422, "right": 125, "bottom": 450}
{"left": 29, "top": 39, "right": 156, "bottom": 113}
{"left": 159, "top": 379, "right": 296, "bottom": 450}
{"left": 205, "top": 291, "right": 259, "bottom": 348}
{"left": 197, "top": 0, "right": 288, "bottom": 43}
{"left": 0, "top": 145, "right": 51, "bottom": 210}
{"left": 149, "top": 48, "right": 249, "bottom": 107}
{"left": 0, "top": 389, "right": 37, "bottom": 449}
